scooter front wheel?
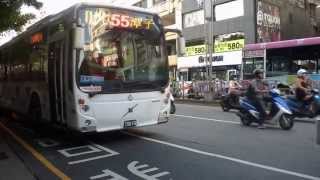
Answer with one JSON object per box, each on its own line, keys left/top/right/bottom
{"left": 279, "top": 114, "right": 294, "bottom": 130}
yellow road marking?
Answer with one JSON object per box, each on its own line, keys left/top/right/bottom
{"left": 0, "top": 122, "right": 71, "bottom": 180}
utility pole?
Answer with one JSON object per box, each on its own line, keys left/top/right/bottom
{"left": 204, "top": 0, "right": 212, "bottom": 81}
{"left": 204, "top": 0, "right": 215, "bottom": 99}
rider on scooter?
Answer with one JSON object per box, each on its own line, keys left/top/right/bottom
{"left": 295, "top": 69, "right": 314, "bottom": 112}
{"left": 245, "top": 69, "right": 270, "bottom": 129}
{"left": 228, "top": 75, "right": 242, "bottom": 105}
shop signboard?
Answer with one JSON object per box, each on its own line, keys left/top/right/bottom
{"left": 243, "top": 49, "right": 265, "bottom": 58}
{"left": 177, "top": 50, "right": 242, "bottom": 69}
{"left": 185, "top": 44, "right": 206, "bottom": 56}
{"left": 214, "top": 39, "right": 245, "bottom": 53}
{"left": 185, "top": 39, "right": 245, "bottom": 56}
{"left": 256, "top": 0, "right": 281, "bottom": 43}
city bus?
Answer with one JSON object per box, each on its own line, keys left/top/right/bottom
{"left": 242, "top": 36, "right": 320, "bottom": 88}
{"left": 0, "top": 2, "right": 185, "bottom": 132}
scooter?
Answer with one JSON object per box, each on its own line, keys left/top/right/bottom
{"left": 237, "top": 89, "right": 294, "bottom": 130}
{"left": 220, "top": 89, "right": 244, "bottom": 112}
{"left": 285, "top": 89, "right": 320, "bottom": 119}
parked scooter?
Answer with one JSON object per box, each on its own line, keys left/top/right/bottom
{"left": 285, "top": 89, "right": 320, "bottom": 119}
{"left": 221, "top": 77, "right": 244, "bottom": 112}
{"left": 237, "top": 89, "right": 294, "bottom": 130}
{"left": 220, "top": 93, "right": 241, "bottom": 112}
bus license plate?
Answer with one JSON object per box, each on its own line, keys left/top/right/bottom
{"left": 124, "top": 120, "right": 137, "bottom": 128}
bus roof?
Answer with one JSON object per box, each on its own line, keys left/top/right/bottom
{"left": 244, "top": 36, "right": 320, "bottom": 51}
{"left": 76, "top": 2, "right": 157, "bottom": 15}
{"left": 0, "top": 2, "right": 157, "bottom": 49}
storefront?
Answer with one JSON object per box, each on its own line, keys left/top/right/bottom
{"left": 177, "top": 32, "right": 245, "bottom": 81}
{"left": 177, "top": 50, "right": 242, "bottom": 81}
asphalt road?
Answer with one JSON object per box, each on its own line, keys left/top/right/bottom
{"left": 1, "top": 103, "right": 320, "bottom": 180}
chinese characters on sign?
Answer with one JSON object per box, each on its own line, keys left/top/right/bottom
{"left": 105, "top": 13, "right": 154, "bottom": 29}
{"left": 185, "top": 39, "right": 245, "bottom": 56}
{"left": 256, "top": 0, "right": 281, "bottom": 43}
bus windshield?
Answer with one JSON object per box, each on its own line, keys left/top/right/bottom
{"left": 78, "top": 8, "right": 168, "bottom": 93}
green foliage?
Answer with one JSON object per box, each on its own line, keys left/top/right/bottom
{"left": 0, "top": 0, "right": 43, "bottom": 34}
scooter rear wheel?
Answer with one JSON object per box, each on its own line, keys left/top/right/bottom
{"left": 279, "top": 114, "right": 294, "bottom": 130}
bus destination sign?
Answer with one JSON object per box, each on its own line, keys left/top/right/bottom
{"left": 105, "top": 13, "right": 154, "bottom": 30}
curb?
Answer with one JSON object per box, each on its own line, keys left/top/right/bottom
{"left": 175, "top": 99, "right": 220, "bottom": 106}
{"left": 294, "top": 119, "right": 316, "bottom": 124}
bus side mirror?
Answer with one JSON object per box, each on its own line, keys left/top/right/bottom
{"left": 73, "top": 27, "right": 85, "bottom": 49}
{"left": 177, "top": 37, "right": 186, "bottom": 56}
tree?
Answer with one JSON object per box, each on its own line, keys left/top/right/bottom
{"left": 0, "top": 0, "right": 43, "bottom": 34}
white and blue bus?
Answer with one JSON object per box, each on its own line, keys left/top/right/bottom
{"left": 0, "top": 2, "right": 184, "bottom": 132}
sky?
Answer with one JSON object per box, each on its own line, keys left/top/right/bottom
{"left": 0, "top": 0, "right": 113, "bottom": 45}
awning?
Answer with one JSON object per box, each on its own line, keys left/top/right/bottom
{"left": 244, "top": 36, "right": 320, "bottom": 51}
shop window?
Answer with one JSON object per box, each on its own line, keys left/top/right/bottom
{"left": 183, "top": 10, "right": 204, "bottom": 28}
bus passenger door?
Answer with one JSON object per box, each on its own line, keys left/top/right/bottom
{"left": 48, "top": 41, "right": 65, "bottom": 124}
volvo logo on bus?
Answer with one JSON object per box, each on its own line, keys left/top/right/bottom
{"left": 128, "top": 94, "right": 134, "bottom": 101}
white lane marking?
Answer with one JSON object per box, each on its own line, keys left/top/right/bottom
{"left": 58, "top": 145, "right": 102, "bottom": 157}
{"left": 36, "top": 138, "right": 60, "bottom": 148}
{"left": 124, "top": 132, "right": 320, "bottom": 180}
{"left": 173, "top": 114, "right": 240, "bottom": 125}
{"left": 57, "top": 143, "right": 119, "bottom": 165}
{"left": 127, "top": 161, "right": 170, "bottom": 180}
{"left": 90, "top": 169, "right": 128, "bottom": 180}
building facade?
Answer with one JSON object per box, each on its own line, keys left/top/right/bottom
{"left": 110, "top": 0, "right": 183, "bottom": 81}
{"left": 110, "top": 0, "right": 320, "bottom": 81}
{"left": 180, "top": 0, "right": 320, "bottom": 81}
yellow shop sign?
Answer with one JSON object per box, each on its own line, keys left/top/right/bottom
{"left": 185, "top": 39, "right": 245, "bottom": 56}
{"left": 214, "top": 39, "right": 245, "bottom": 53}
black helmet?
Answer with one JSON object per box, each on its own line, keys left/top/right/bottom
{"left": 253, "top": 69, "right": 264, "bottom": 76}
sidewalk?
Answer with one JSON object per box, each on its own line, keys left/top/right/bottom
{"left": 0, "top": 130, "right": 35, "bottom": 180}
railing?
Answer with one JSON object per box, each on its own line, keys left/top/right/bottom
{"left": 171, "top": 80, "right": 252, "bottom": 100}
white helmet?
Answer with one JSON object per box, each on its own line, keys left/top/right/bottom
{"left": 297, "top": 69, "right": 307, "bottom": 76}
